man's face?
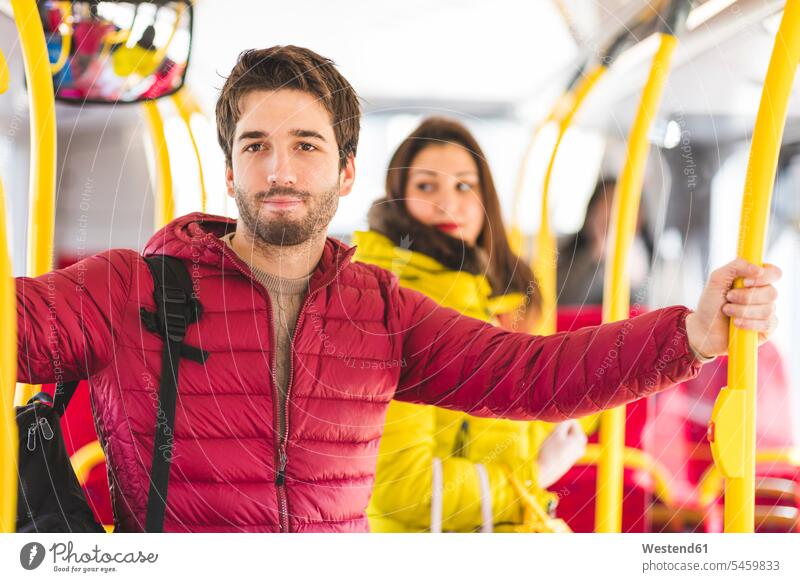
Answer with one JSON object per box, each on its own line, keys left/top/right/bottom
{"left": 226, "top": 89, "right": 355, "bottom": 246}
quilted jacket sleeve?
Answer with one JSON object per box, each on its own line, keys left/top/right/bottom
{"left": 15, "top": 249, "right": 137, "bottom": 384}
{"left": 395, "top": 286, "right": 703, "bottom": 422}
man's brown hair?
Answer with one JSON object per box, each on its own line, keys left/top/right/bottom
{"left": 215, "top": 45, "right": 360, "bottom": 169}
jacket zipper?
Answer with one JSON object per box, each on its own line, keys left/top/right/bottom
{"left": 211, "top": 239, "right": 288, "bottom": 531}
{"left": 211, "top": 237, "right": 350, "bottom": 532}
{"left": 276, "top": 257, "right": 349, "bottom": 532}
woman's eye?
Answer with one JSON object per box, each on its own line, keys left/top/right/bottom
{"left": 415, "top": 182, "right": 434, "bottom": 193}
{"left": 457, "top": 182, "right": 475, "bottom": 192}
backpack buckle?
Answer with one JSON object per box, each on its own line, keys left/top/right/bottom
{"left": 160, "top": 285, "right": 188, "bottom": 342}
{"left": 162, "top": 285, "right": 186, "bottom": 305}
{"left": 164, "top": 312, "right": 187, "bottom": 342}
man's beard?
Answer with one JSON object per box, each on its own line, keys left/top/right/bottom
{"left": 234, "top": 182, "right": 340, "bottom": 246}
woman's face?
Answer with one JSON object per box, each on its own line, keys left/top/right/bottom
{"left": 403, "top": 144, "right": 485, "bottom": 246}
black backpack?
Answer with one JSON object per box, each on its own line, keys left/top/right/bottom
{"left": 15, "top": 383, "right": 105, "bottom": 533}
{"left": 15, "top": 255, "right": 209, "bottom": 533}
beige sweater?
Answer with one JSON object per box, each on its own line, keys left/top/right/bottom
{"left": 220, "top": 233, "right": 311, "bottom": 435}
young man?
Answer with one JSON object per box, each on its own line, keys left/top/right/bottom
{"left": 15, "top": 46, "right": 780, "bottom": 532}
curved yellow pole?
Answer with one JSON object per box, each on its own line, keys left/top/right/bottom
{"left": 0, "top": 47, "right": 19, "bottom": 534}
{"left": 708, "top": 1, "right": 800, "bottom": 533}
{"left": 69, "top": 440, "right": 113, "bottom": 533}
{"left": 533, "top": 65, "right": 607, "bottom": 336}
{"left": 171, "top": 88, "right": 207, "bottom": 212}
{"left": 11, "top": 0, "right": 58, "bottom": 407}
{"left": 698, "top": 448, "right": 800, "bottom": 508}
{"left": 149, "top": 4, "right": 186, "bottom": 74}
{"left": 577, "top": 444, "right": 675, "bottom": 507}
{"left": 597, "top": 33, "right": 679, "bottom": 533}
{"left": 508, "top": 91, "right": 571, "bottom": 258}
{"left": 142, "top": 100, "right": 174, "bottom": 229}
{"left": 509, "top": 124, "right": 548, "bottom": 257}
{"left": 71, "top": 440, "right": 106, "bottom": 486}
{"left": 49, "top": 2, "right": 73, "bottom": 75}
{"left": 0, "top": 45, "right": 7, "bottom": 94}
{"left": 98, "top": 29, "right": 131, "bottom": 63}
{"left": 125, "top": 4, "right": 186, "bottom": 82}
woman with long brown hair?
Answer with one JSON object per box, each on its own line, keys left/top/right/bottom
{"left": 354, "top": 117, "right": 587, "bottom": 532}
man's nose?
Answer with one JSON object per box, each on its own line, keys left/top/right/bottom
{"left": 265, "top": 150, "right": 297, "bottom": 187}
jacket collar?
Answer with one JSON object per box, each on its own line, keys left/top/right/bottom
{"left": 143, "top": 212, "right": 356, "bottom": 293}
{"left": 366, "top": 197, "right": 490, "bottom": 277}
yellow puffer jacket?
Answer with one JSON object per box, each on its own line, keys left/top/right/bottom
{"left": 353, "top": 230, "right": 558, "bottom": 532}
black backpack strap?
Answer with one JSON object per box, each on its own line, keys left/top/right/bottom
{"left": 19, "top": 381, "right": 79, "bottom": 418}
{"left": 51, "top": 380, "right": 80, "bottom": 417}
{"left": 140, "top": 255, "right": 209, "bottom": 533}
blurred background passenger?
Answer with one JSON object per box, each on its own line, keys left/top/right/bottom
{"left": 354, "top": 117, "right": 587, "bottom": 533}
{"left": 557, "top": 177, "right": 654, "bottom": 306}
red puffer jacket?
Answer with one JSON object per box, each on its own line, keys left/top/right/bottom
{"left": 15, "top": 212, "right": 703, "bottom": 532}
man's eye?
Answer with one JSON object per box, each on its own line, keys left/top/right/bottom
{"left": 245, "top": 143, "right": 264, "bottom": 153}
{"left": 298, "top": 143, "right": 317, "bottom": 152}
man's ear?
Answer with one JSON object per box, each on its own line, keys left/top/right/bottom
{"left": 338, "top": 154, "right": 356, "bottom": 197}
{"left": 225, "top": 165, "right": 235, "bottom": 198}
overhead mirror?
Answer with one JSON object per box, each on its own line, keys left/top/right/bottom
{"left": 39, "top": 0, "right": 192, "bottom": 104}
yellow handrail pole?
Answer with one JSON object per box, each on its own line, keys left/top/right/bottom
{"left": 142, "top": 100, "right": 174, "bottom": 229}
{"left": 708, "top": 1, "right": 800, "bottom": 533}
{"left": 49, "top": 2, "right": 73, "bottom": 75}
{"left": 510, "top": 29, "right": 630, "bottom": 259}
{"left": 509, "top": 83, "right": 580, "bottom": 258}
{"left": 171, "top": 88, "right": 207, "bottom": 212}
{"left": 597, "top": 33, "right": 680, "bottom": 533}
{"left": 0, "top": 44, "right": 7, "bottom": 95}
{"left": 148, "top": 4, "right": 186, "bottom": 74}
{"left": 509, "top": 0, "right": 636, "bottom": 260}
{"left": 577, "top": 444, "right": 675, "bottom": 507}
{"left": 69, "top": 440, "right": 113, "bottom": 533}
{"left": 0, "top": 47, "right": 19, "bottom": 534}
{"left": 12, "top": 0, "right": 57, "bottom": 277}
{"left": 534, "top": 65, "right": 607, "bottom": 335}
{"left": 71, "top": 440, "right": 107, "bottom": 486}
{"left": 120, "top": 4, "right": 186, "bottom": 87}
{"left": 10, "top": 0, "right": 58, "bottom": 407}
{"left": 509, "top": 120, "right": 551, "bottom": 257}
{"left": 98, "top": 29, "right": 131, "bottom": 63}
{"left": 698, "top": 448, "right": 800, "bottom": 508}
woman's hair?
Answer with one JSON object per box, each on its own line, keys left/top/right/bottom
{"left": 385, "top": 116, "right": 539, "bottom": 308}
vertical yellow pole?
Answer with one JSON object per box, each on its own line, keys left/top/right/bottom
{"left": 0, "top": 47, "right": 19, "bottom": 534}
{"left": 171, "top": 88, "right": 207, "bottom": 213}
{"left": 534, "top": 66, "right": 607, "bottom": 336}
{"left": 142, "top": 100, "right": 174, "bottom": 229}
{"left": 10, "top": 0, "right": 58, "bottom": 406}
{"left": 12, "top": 0, "right": 57, "bottom": 278}
{"left": 510, "top": 28, "right": 629, "bottom": 261}
{"left": 49, "top": 2, "right": 73, "bottom": 75}
{"left": 709, "top": 0, "right": 800, "bottom": 533}
{"left": 508, "top": 116, "right": 556, "bottom": 258}
{"left": 596, "top": 33, "right": 679, "bottom": 533}
{"left": 0, "top": 41, "right": 7, "bottom": 96}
